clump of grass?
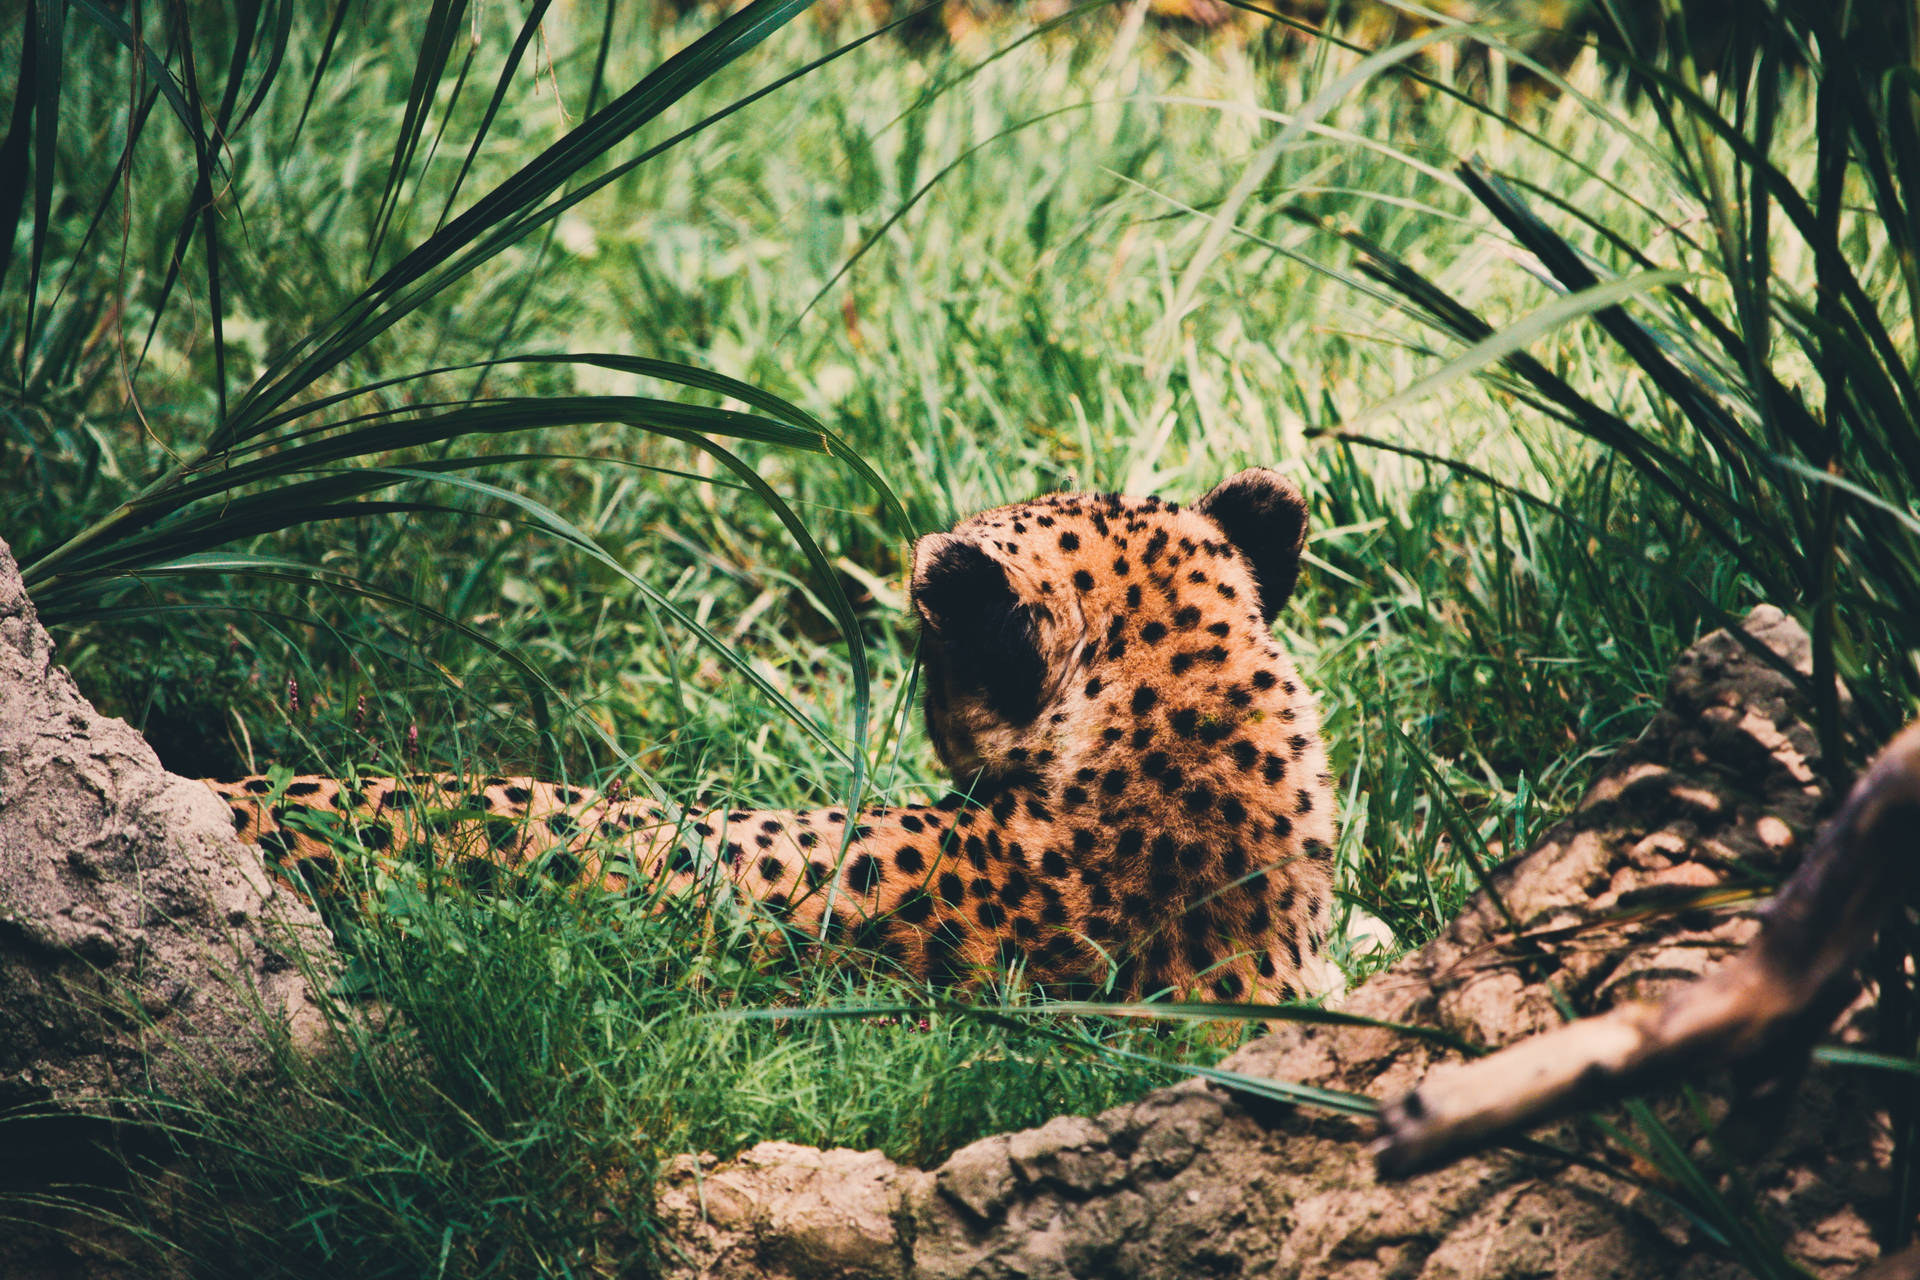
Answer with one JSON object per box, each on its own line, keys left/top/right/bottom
{"left": 98, "top": 802, "right": 1230, "bottom": 1279}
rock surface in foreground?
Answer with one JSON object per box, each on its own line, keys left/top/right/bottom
{"left": 0, "top": 534, "right": 329, "bottom": 1116}
{"left": 655, "top": 606, "right": 1889, "bottom": 1279}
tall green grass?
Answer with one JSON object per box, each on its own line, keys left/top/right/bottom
{"left": 6, "top": 0, "right": 1906, "bottom": 1274}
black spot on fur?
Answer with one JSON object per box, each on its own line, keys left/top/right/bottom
{"left": 299, "top": 856, "right": 339, "bottom": 892}
{"left": 895, "top": 845, "right": 925, "bottom": 875}
{"left": 457, "top": 859, "right": 499, "bottom": 894}
{"left": 849, "top": 854, "right": 882, "bottom": 894}
{"left": 1223, "top": 843, "right": 1248, "bottom": 877}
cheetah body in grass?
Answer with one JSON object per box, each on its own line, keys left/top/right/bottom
{"left": 207, "top": 468, "right": 1337, "bottom": 1002}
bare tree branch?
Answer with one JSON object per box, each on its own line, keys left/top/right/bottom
{"left": 1374, "top": 720, "right": 1920, "bottom": 1180}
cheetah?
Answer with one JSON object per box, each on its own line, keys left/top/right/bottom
{"left": 207, "top": 468, "right": 1337, "bottom": 1002}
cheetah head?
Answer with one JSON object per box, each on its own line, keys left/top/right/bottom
{"left": 910, "top": 468, "right": 1310, "bottom": 785}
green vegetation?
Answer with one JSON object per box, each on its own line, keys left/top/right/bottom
{"left": 4, "top": 0, "right": 1917, "bottom": 1273}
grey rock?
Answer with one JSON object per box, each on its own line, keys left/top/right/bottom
{"left": 0, "top": 535, "right": 332, "bottom": 1120}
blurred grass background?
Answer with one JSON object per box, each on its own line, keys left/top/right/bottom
{"left": 4, "top": 0, "right": 1916, "bottom": 1273}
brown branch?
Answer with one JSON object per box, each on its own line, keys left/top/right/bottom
{"left": 1374, "top": 719, "right": 1920, "bottom": 1180}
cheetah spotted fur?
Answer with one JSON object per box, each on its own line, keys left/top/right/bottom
{"left": 206, "top": 468, "right": 1337, "bottom": 1002}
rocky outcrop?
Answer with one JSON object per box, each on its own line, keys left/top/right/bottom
{"left": 653, "top": 606, "right": 1892, "bottom": 1279}
{"left": 0, "top": 534, "right": 331, "bottom": 1120}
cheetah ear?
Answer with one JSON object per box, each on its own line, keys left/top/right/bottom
{"left": 1193, "top": 468, "right": 1309, "bottom": 624}
{"left": 910, "top": 533, "right": 1046, "bottom": 723}
{"left": 910, "top": 533, "right": 984, "bottom": 631}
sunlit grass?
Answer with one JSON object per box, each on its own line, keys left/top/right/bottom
{"left": 6, "top": 0, "right": 1913, "bottom": 1274}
